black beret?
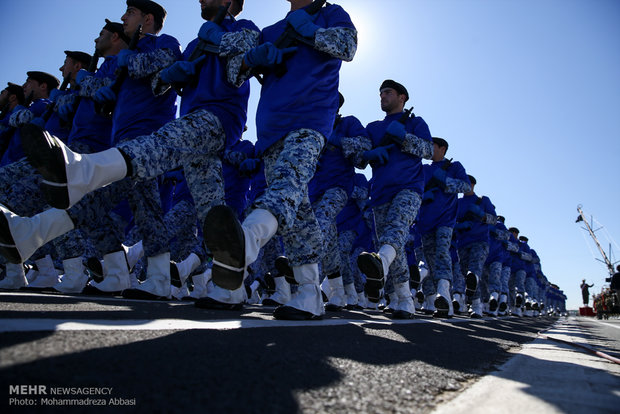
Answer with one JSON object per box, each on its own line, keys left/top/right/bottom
{"left": 519, "top": 236, "right": 529, "bottom": 242}
{"left": 467, "top": 174, "right": 476, "bottom": 185}
{"left": 432, "top": 137, "right": 449, "bottom": 149}
{"left": 127, "top": 0, "right": 167, "bottom": 28}
{"left": 64, "top": 50, "right": 92, "bottom": 67}
{"left": 380, "top": 79, "right": 409, "bottom": 102}
{"left": 26, "top": 71, "right": 60, "bottom": 90}
{"left": 5, "top": 82, "right": 25, "bottom": 104}
{"left": 104, "top": 19, "right": 131, "bottom": 44}
{"left": 497, "top": 215, "right": 505, "bottom": 223}
{"left": 508, "top": 227, "right": 520, "bottom": 234}
{"left": 338, "top": 92, "right": 345, "bottom": 108}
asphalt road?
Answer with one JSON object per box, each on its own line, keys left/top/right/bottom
{"left": 0, "top": 291, "right": 609, "bottom": 413}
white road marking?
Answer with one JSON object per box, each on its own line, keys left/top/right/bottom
{"left": 0, "top": 316, "right": 481, "bottom": 333}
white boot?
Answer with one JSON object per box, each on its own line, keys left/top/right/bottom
{"left": 123, "top": 240, "right": 144, "bottom": 269}
{"left": 357, "top": 291, "right": 367, "bottom": 309}
{"left": 422, "top": 296, "right": 436, "bottom": 314}
{"left": 206, "top": 207, "right": 278, "bottom": 291}
{"left": 393, "top": 281, "right": 415, "bottom": 319}
{"left": 26, "top": 255, "right": 60, "bottom": 289}
{"left": 274, "top": 263, "right": 324, "bottom": 319}
{"left": 89, "top": 251, "right": 131, "bottom": 293}
{"left": 498, "top": 293, "right": 508, "bottom": 315}
{"left": 262, "top": 276, "right": 291, "bottom": 306}
{"left": 470, "top": 298, "right": 483, "bottom": 318}
{"left": 512, "top": 306, "right": 523, "bottom": 317}
{"left": 320, "top": 277, "right": 331, "bottom": 298}
{"left": 434, "top": 279, "right": 454, "bottom": 318}
{"left": 0, "top": 205, "right": 74, "bottom": 263}
{"left": 452, "top": 293, "right": 463, "bottom": 314}
{"left": 488, "top": 291, "right": 499, "bottom": 316}
{"left": 0, "top": 263, "right": 27, "bottom": 289}
{"left": 413, "top": 295, "right": 423, "bottom": 311}
{"left": 198, "top": 279, "right": 246, "bottom": 309}
{"left": 123, "top": 252, "right": 171, "bottom": 299}
{"left": 188, "top": 269, "right": 210, "bottom": 299}
{"left": 171, "top": 253, "right": 201, "bottom": 287}
{"left": 325, "top": 275, "right": 346, "bottom": 310}
{"left": 418, "top": 261, "right": 429, "bottom": 283}
{"left": 378, "top": 244, "right": 397, "bottom": 277}
{"left": 242, "top": 209, "right": 278, "bottom": 267}
{"left": 246, "top": 280, "right": 261, "bottom": 304}
{"left": 344, "top": 283, "right": 359, "bottom": 308}
{"left": 171, "top": 284, "right": 190, "bottom": 300}
{"left": 54, "top": 257, "right": 88, "bottom": 293}
{"left": 39, "top": 134, "right": 128, "bottom": 209}
{"left": 384, "top": 291, "right": 398, "bottom": 313}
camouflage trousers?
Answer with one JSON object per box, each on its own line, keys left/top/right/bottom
{"left": 509, "top": 269, "right": 527, "bottom": 306}
{"left": 164, "top": 199, "right": 203, "bottom": 262}
{"left": 457, "top": 241, "right": 489, "bottom": 300}
{"left": 351, "top": 245, "right": 367, "bottom": 293}
{"left": 253, "top": 129, "right": 324, "bottom": 267}
{"left": 312, "top": 186, "right": 348, "bottom": 276}
{"left": 67, "top": 173, "right": 167, "bottom": 257}
{"left": 500, "top": 265, "right": 511, "bottom": 295}
{"left": 118, "top": 109, "right": 225, "bottom": 224}
{"left": 374, "top": 189, "right": 422, "bottom": 287}
{"left": 338, "top": 229, "right": 359, "bottom": 287}
{"left": 525, "top": 275, "right": 538, "bottom": 302}
{"left": 451, "top": 259, "right": 464, "bottom": 295}
{"left": 421, "top": 226, "right": 454, "bottom": 283}
{"left": 482, "top": 260, "right": 502, "bottom": 297}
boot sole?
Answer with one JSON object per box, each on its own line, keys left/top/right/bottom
{"left": 20, "top": 124, "right": 71, "bottom": 209}
{"left": 465, "top": 272, "right": 478, "bottom": 296}
{"left": 85, "top": 257, "right": 104, "bottom": 283}
{"left": 273, "top": 305, "right": 322, "bottom": 320}
{"left": 203, "top": 205, "right": 245, "bottom": 291}
{"left": 275, "top": 256, "right": 296, "bottom": 285}
{"left": 170, "top": 262, "right": 182, "bottom": 288}
{"left": 261, "top": 298, "right": 284, "bottom": 307}
{"left": 122, "top": 288, "right": 168, "bottom": 301}
{"left": 392, "top": 310, "right": 414, "bottom": 319}
{"left": 325, "top": 304, "right": 344, "bottom": 312}
{"left": 358, "top": 253, "right": 384, "bottom": 302}
{"left": 357, "top": 253, "right": 383, "bottom": 280}
{"left": 82, "top": 285, "right": 122, "bottom": 296}
{"left": 195, "top": 296, "right": 243, "bottom": 311}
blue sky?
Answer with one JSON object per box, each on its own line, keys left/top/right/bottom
{"left": 1, "top": 0, "right": 619, "bottom": 310}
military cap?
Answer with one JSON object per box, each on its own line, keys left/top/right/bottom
{"left": 64, "top": 50, "right": 92, "bottom": 67}
{"left": 380, "top": 79, "right": 409, "bottom": 102}
{"left": 127, "top": 0, "right": 167, "bottom": 29}
{"left": 5, "top": 82, "right": 25, "bottom": 104}
{"left": 104, "top": 19, "right": 131, "bottom": 44}
{"left": 432, "top": 137, "right": 449, "bottom": 150}
{"left": 26, "top": 71, "right": 60, "bottom": 90}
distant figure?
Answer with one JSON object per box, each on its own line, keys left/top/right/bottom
{"left": 611, "top": 265, "right": 620, "bottom": 309}
{"left": 580, "top": 279, "right": 594, "bottom": 306}
{"left": 611, "top": 265, "right": 620, "bottom": 291}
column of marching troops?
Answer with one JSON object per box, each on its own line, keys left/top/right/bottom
{"left": 0, "top": 0, "right": 567, "bottom": 320}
